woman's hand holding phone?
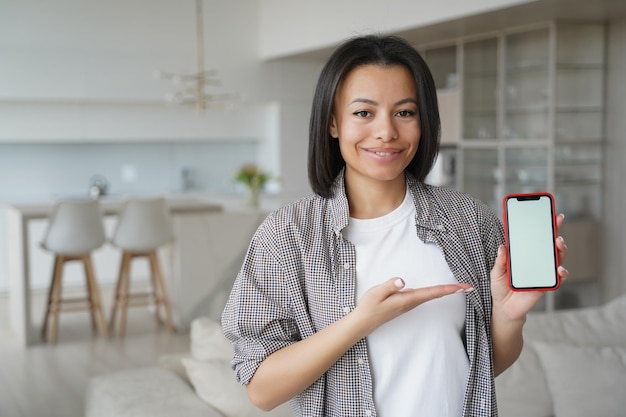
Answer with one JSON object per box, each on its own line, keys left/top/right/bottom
{"left": 490, "top": 212, "right": 569, "bottom": 322}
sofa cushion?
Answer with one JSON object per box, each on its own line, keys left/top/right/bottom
{"left": 495, "top": 294, "right": 626, "bottom": 417}
{"left": 158, "top": 352, "right": 191, "bottom": 382}
{"left": 191, "top": 317, "right": 233, "bottom": 361}
{"left": 523, "top": 293, "right": 626, "bottom": 346}
{"left": 85, "top": 367, "right": 224, "bottom": 417}
{"left": 534, "top": 342, "right": 626, "bottom": 417}
{"left": 495, "top": 345, "right": 553, "bottom": 417}
{"left": 182, "top": 357, "right": 293, "bottom": 417}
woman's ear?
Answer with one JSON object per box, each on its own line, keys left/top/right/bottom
{"left": 329, "top": 116, "right": 339, "bottom": 138}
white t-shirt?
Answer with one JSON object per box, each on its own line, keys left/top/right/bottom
{"left": 343, "top": 191, "right": 469, "bottom": 417}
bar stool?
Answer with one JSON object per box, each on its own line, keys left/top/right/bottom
{"left": 109, "top": 197, "right": 175, "bottom": 337}
{"left": 40, "top": 199, "right": 109, "bottom": 344}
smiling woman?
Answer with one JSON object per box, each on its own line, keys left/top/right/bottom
{"left": 221, "top": 34, "right": 569, "bottom": 417}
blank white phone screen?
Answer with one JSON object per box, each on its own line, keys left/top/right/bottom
{"left": 506, "top": 195, "right": 557, "bottom": 289}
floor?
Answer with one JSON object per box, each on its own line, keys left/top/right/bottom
{"left": 0, "top": 285, "right": 191, "bottom": 417}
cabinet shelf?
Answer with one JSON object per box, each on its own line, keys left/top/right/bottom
{"left": 464, "top": 71, "right": 498, "bottom": 79}
{"left": 465, "top": 177, "right": 497, "bottom": 185}
{"left": 505, "top": 179, "right": 548, "bottom": 186}
{"left": 555, "top": 179, "right": 602, "bottom": 186}
{"left": 555, "top": 162, "right": 601, "bottom": 168}
{"left": 557, "top": 62, "right": 604, "bottom": 70}
{"left": 505, "top": 106, "right": 550, "bottom": 114}
{"left": 506, "top": 64, "right": 549, "bottom": 75}
{"left": 556, "top": 106, "right": 603, "bottom": 113}
{"left": 464, "top": 108, "right": 497, "bottom": 115}
{"left": 556, "top": 140, "right": 603, "bottom": 145}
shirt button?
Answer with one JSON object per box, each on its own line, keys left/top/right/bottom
{"left": 365, "top": 410, "right": 373, "bottom": 416}
{"left": 342, "top": 306, "right": 351, "bottom": 314}
{"left": 343, "top": 262, "right": 351, "bottom": 270}
{"left": 357, "top": 358, "right": 365, "bottom": 365}
{"left": 436, "top": 224, "right": 445, "bottom": 231}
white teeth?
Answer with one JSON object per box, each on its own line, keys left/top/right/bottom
{"left": 375, "top": 152, "right": 393, "bottom": 156}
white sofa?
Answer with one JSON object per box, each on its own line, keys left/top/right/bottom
{"left": 86, "top": 294, "right": 626, "bottom": 417}
{"left": 496, "top": 293, "right": 626, "bottom": 417}
{"left": 85, "top": 317, "right": 292, "bottom": 417}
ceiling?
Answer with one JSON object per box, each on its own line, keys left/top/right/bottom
{"left": 285, "top": 0, "right": 626, "bottom": 61}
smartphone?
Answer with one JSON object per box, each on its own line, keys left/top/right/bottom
{"left": 502, "top": 192, "right": 560, "bottom": 291}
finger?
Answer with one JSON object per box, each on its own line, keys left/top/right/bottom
{"left": 555, "top": 212, "right": 565, "bottom": 231}
{"left": 556, "top": 235, "right": 568, "bottom": 263}
{"left": 558, "top": 265, "right": 569, "bottom": 283}
{"left": 371, "top": 277, "right": 406, "bottom": 300}
{"left": 401, "top": 283, "right": 473, "bottom": 305}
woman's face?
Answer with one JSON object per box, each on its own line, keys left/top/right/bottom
{"left": 330, "top": 64, "right": 421, "bottom": 188}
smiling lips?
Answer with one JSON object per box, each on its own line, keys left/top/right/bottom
{"left": 367, "top": 148, "right": 402, "bottom": 158}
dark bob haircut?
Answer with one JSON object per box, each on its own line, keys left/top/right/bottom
{"left": 308, "top": 34, "right": 441, "bottom": 198}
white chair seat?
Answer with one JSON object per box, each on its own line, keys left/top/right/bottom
{"left": 42, "top": 199, "right": 106, "bottom": 256}
{"left": 109, "top": 197, "right": 175, "bottom": 336}
{"left": 40, "top": 199, "right": 109, "bottom": 344}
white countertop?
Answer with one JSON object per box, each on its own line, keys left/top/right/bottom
{"left": 1, "top": 195, "right": 223, "bottom": 220}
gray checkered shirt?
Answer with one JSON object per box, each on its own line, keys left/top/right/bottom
{"left": 222, "top": 170, "right": 503, "bottom": 416}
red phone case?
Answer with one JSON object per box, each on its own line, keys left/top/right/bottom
{"left": 502, "top": 192, "right": 560, "bottom": 292}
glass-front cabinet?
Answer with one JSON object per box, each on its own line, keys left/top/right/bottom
{"left": 463, "top": 37, "right": 498, "bottom": 141}
{"left": 504, "top": 28, "right": 550, "bottom": 141}
{"left": 554, "top": 23, "right": 605, "bottom": 221}
{"left": 446, "top": 21, "right": 606, "bottom": 309}
{"left": 422, "top": 44, "right": 460, "bottom": 189}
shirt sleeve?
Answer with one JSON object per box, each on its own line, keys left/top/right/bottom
{"left": 221, "top": 217, "right": 300, "bottom": 385}
{"left": 479, "top": 202, "right": 505, "bottom": 273}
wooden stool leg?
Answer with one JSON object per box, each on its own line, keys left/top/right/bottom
{"left": 48, "top": 256, "right": 66, "bottom": 345}
{"left": 83, "top": 255, "right": 109, "bottom": 339}
{"left": 110, "top": 252, "right": 130, "bottom": 336}
{"left": 147, "top": 256, "right": 163, "bottom": 326}
{"left": 83, "top": 257, "right": 98, "bottom": 333}
{"left": 117, "top": 253, "right": 133, "bottom": 337}
{"left": 145, "top": 252, "right": 165, "bottom": 325}
{"left": 148, "top": 251, "right": 174, "bottom": 332}
{"left": 42, "top": 256, "right": 62, "bottom": 342}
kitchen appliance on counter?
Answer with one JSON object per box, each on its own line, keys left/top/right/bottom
{"left": 88, "top": 175, "right": 109, "bottom": 199}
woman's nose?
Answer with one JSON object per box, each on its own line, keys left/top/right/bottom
{"left": 376, "top": 115, "right": 398, "bottom": 142}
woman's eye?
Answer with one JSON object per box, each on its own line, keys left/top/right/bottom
{"left": 353, "top": 110, "right": 371, "bottom": 117}
{"left": 396, "top": 110, "right": 416, "bottom": 117}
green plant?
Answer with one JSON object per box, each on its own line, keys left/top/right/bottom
{"left": 235, "top": 163, "right": 270, "bottom": 188}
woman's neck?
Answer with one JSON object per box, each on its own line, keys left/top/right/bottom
{"left": 345, "top": 175, "right": 407, "bottom": 219}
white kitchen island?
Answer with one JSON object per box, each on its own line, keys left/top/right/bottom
{"left": 1, "top": 196, "right": 268, "bottom": 346}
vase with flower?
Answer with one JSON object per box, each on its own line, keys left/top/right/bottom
{"left": 235, "top": 163, "right": 271, "bottom": 208}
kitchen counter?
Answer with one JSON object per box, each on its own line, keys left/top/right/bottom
{"left": 1, "top": 196, "right": 270, "bottom": 346}
{"left": 6, "top": 195, "right": 223, "bottom": 220}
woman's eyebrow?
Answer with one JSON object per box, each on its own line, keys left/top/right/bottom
{"left": 348, "top": 97, "right": 417, "bottom": 106}
{"left": 349, "top": 97, "right": 377, "bottom": 105}
{"left": 396, "top": 98, "right": 418, "bottom": 106}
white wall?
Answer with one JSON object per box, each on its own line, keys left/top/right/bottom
{"left": 258, "top": 0, "right": 534, "bottom": 59}
{"left": 0, "top": 0, "right": 263, "bottom": 101}
{"left": 603, "top": 17, "right": 626, "bottom": 301}
{"left": 262, "top": 60, "right": 326, "bottom": 200}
